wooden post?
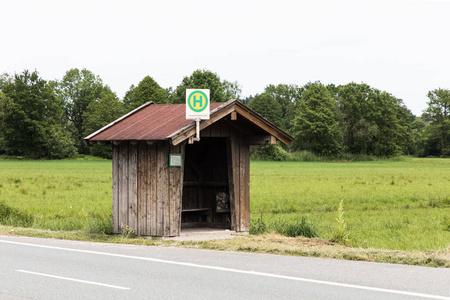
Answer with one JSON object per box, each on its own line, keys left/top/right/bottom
{"left": 241, "top": 141, "right": 250, "bottom": 231}
{"left": 231, "top": 129, "right": 240, "bottom": 231}
{"left": 226, "top": 138, "right": 236, "bottom": 231}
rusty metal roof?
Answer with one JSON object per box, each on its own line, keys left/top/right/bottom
{"left": 85, "top": 100, "right": 294, "bottom": 145}
{"left": 85, "top": 102, "right": 224, "bottom": 141}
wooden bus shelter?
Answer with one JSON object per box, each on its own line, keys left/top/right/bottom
{"left": 85, "top": 99, "right": 293, "bottom": 237}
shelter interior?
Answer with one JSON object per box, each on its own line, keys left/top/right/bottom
{"left": 182, "top": 137, "right": 231, "bottom": 229}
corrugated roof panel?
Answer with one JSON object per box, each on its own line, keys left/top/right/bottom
{"left": 89, "top": 102, "right": 223, "bottom": 141}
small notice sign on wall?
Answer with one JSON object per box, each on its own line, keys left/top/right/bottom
{"left": 169, "top": 154, "right": 182, "bottom": 167}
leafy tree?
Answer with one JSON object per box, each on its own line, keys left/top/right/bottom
{"left": 424, "top": 88, "right": 450, "bottom": 156}
{"left": 248, "top": 93, "right": 283, "bottom": 128}
{"left": 336, "top": 83, "right": 379, "bottom": 154}
{"left": 0, "top": 73, "right": 12, "bottom": 89}
{"left": 1, "top": 70, "right": 76, "bottom": 158}
{"left": 170, "top": 69, "right": 241, "bottom": 104}
{"left": 292, "top": 82, "right": 342, "bottom": 156}
{"left": 222, "top": 79, "right": 242, "bottom": 101}
{"left": 243, "top": 95, "right": 254, "bottom": 105}
{"left": 263, "top": 84, "right": 299, "bottom": 133}
{"left": 84, "top": 93, "right": 126, "bottom": 136}
{"left": 410, "top": 117, "right": 426, "bottom": 156}
{"left": 336, "top": 83, "right": 412, "bottom": 156}
{"left": 56, "top": 68, "right": 113, "bottom": 154}
{"left": 0, "top": 91, "right": 8, "bottom": 154}
{"left": 84, "top": 93, "right": 126, "bottom": 158}
{"left": 123, "top": 75, "right": 167, "bottom": 111}
{"left": 371, "top": 91, "right": 412, "bottom": 156}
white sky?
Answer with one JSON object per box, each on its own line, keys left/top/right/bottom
{"left": 1, "top": 0, "right": 449, "bottom": 116}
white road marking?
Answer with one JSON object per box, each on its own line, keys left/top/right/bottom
{"left": 16, "top": 270, "right": 130, "bottom": 290}
{"left": 2, "top": 239, "right": 448, "bottom": 300}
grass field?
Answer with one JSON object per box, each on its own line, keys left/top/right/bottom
{"left": 250, "top": 158, "right": 450, "bottom": 251}
{"left": 0, "top": 159, "right": 113, "bottom": 234}
{"left": 0, "top": 157, "right": 449, "bottom": 253}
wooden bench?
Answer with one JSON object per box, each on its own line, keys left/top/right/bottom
{"left": 182, "top": 208, "right": 212, "bottom": 223}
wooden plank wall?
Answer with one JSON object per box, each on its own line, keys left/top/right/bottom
{"left": 112, "top": 141, "right": 184, "bottom": 237}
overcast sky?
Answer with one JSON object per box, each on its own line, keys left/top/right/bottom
{"left": 2, "top": 0, "right": 449, "bottom": 116}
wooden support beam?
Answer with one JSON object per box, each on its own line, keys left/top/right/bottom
{"left": 97, "top": 141, "right": 105, "bottom": 145}
{"left": 271, "top": 135, "right": 276, "bottom": 145}
{"left": 146, "top": 141, "right": 155, "bottom": 145}
{"left": 188, "top": 136, "right": 195, "bottom": 144}
{"left": 231, "top": 111, "right": 237, "bottom": 120}
{"left": 113, "top": 141, "right": 122, "bottom": 145}
{"left": 246, "top": 135, "right": 271, "bottom": 145}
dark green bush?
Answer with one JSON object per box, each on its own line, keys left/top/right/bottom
{"left": 276, "top": 217, "right": 317, "bottom": 238}
{"left": 250, "top": 213, "right": 267, "bottom": 234}
{"left": 251, "top": 144, "right": 289, "bottom": 161}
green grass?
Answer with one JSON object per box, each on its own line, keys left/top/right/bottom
{"left": 0, "top": 159, "right": 112, "bottom": 234}
{"left": 0, "top": 157, "right": 449, "bottom": 252}
{"left": 250, "top": 157, "right": 450, "bottom": 251}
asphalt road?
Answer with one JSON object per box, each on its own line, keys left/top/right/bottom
{"left": 0, "top": 235, "right": 448, "bottom": 300}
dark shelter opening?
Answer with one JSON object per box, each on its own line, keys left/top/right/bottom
{"left": 182, "top": 138, "right": 231, "bottom": 229}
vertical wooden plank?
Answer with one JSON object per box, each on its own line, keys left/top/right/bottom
{"left": 241, "top": 141, "right": 250, "bottom": 231}
{"left": 149, "top": 143, "right": 157, "bottom": 236}
{"left": 178, "top": 142, "right": 186, "bottom": 234}
{"left": 226, "top": 138, "right": 236, "bottom": 231}
{"left": 169, "top": 144, "right": 181, "bottom": 236}
{"left": 119, "top": 142, "right": 129, "bottom": 232}
{"left": 137, "top": 142, "right": 147, "bottom": 235}
{"left": 168, "top": 144, "right": 175, "bottom": 236}
{"left": 202, "top": 126, "right": 211, "bottom": 137}
{"left": 156, "top": 141, "right": 164, "bottom": 236}
{"left": 112, "top": 144, "right": 119, "bottom": 234}
{"left": 144, "top": 143, "right": 150, "bottom": 236}
{"left": 128, "top": 142, "right": 138, "bottom": 233}
{"left": 162, "top": 142, "right": 171, "bottom": 236}
{"left": 210, "top": 122, "right": 220, "bottom": 137}
{"left": 221, "top": 120, "right": 230, "bottom": 137}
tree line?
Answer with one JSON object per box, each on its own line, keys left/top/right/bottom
{"left": 0, "top": 68, "right": 448, "bottom": 159}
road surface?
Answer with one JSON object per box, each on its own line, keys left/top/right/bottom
{"left": 0, "top": 235, "right": 448, "bottom": 299}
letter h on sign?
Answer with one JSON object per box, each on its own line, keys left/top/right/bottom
{"left": 193, "top": 95, "right": 203, "bottom": 109}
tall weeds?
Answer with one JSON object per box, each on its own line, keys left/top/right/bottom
{"left": 331, "top": 200, "right": 350, "bottom": 245}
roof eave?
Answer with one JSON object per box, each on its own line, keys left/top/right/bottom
{"left": 168, "top": 99, "right": 294, "bottom": 146}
